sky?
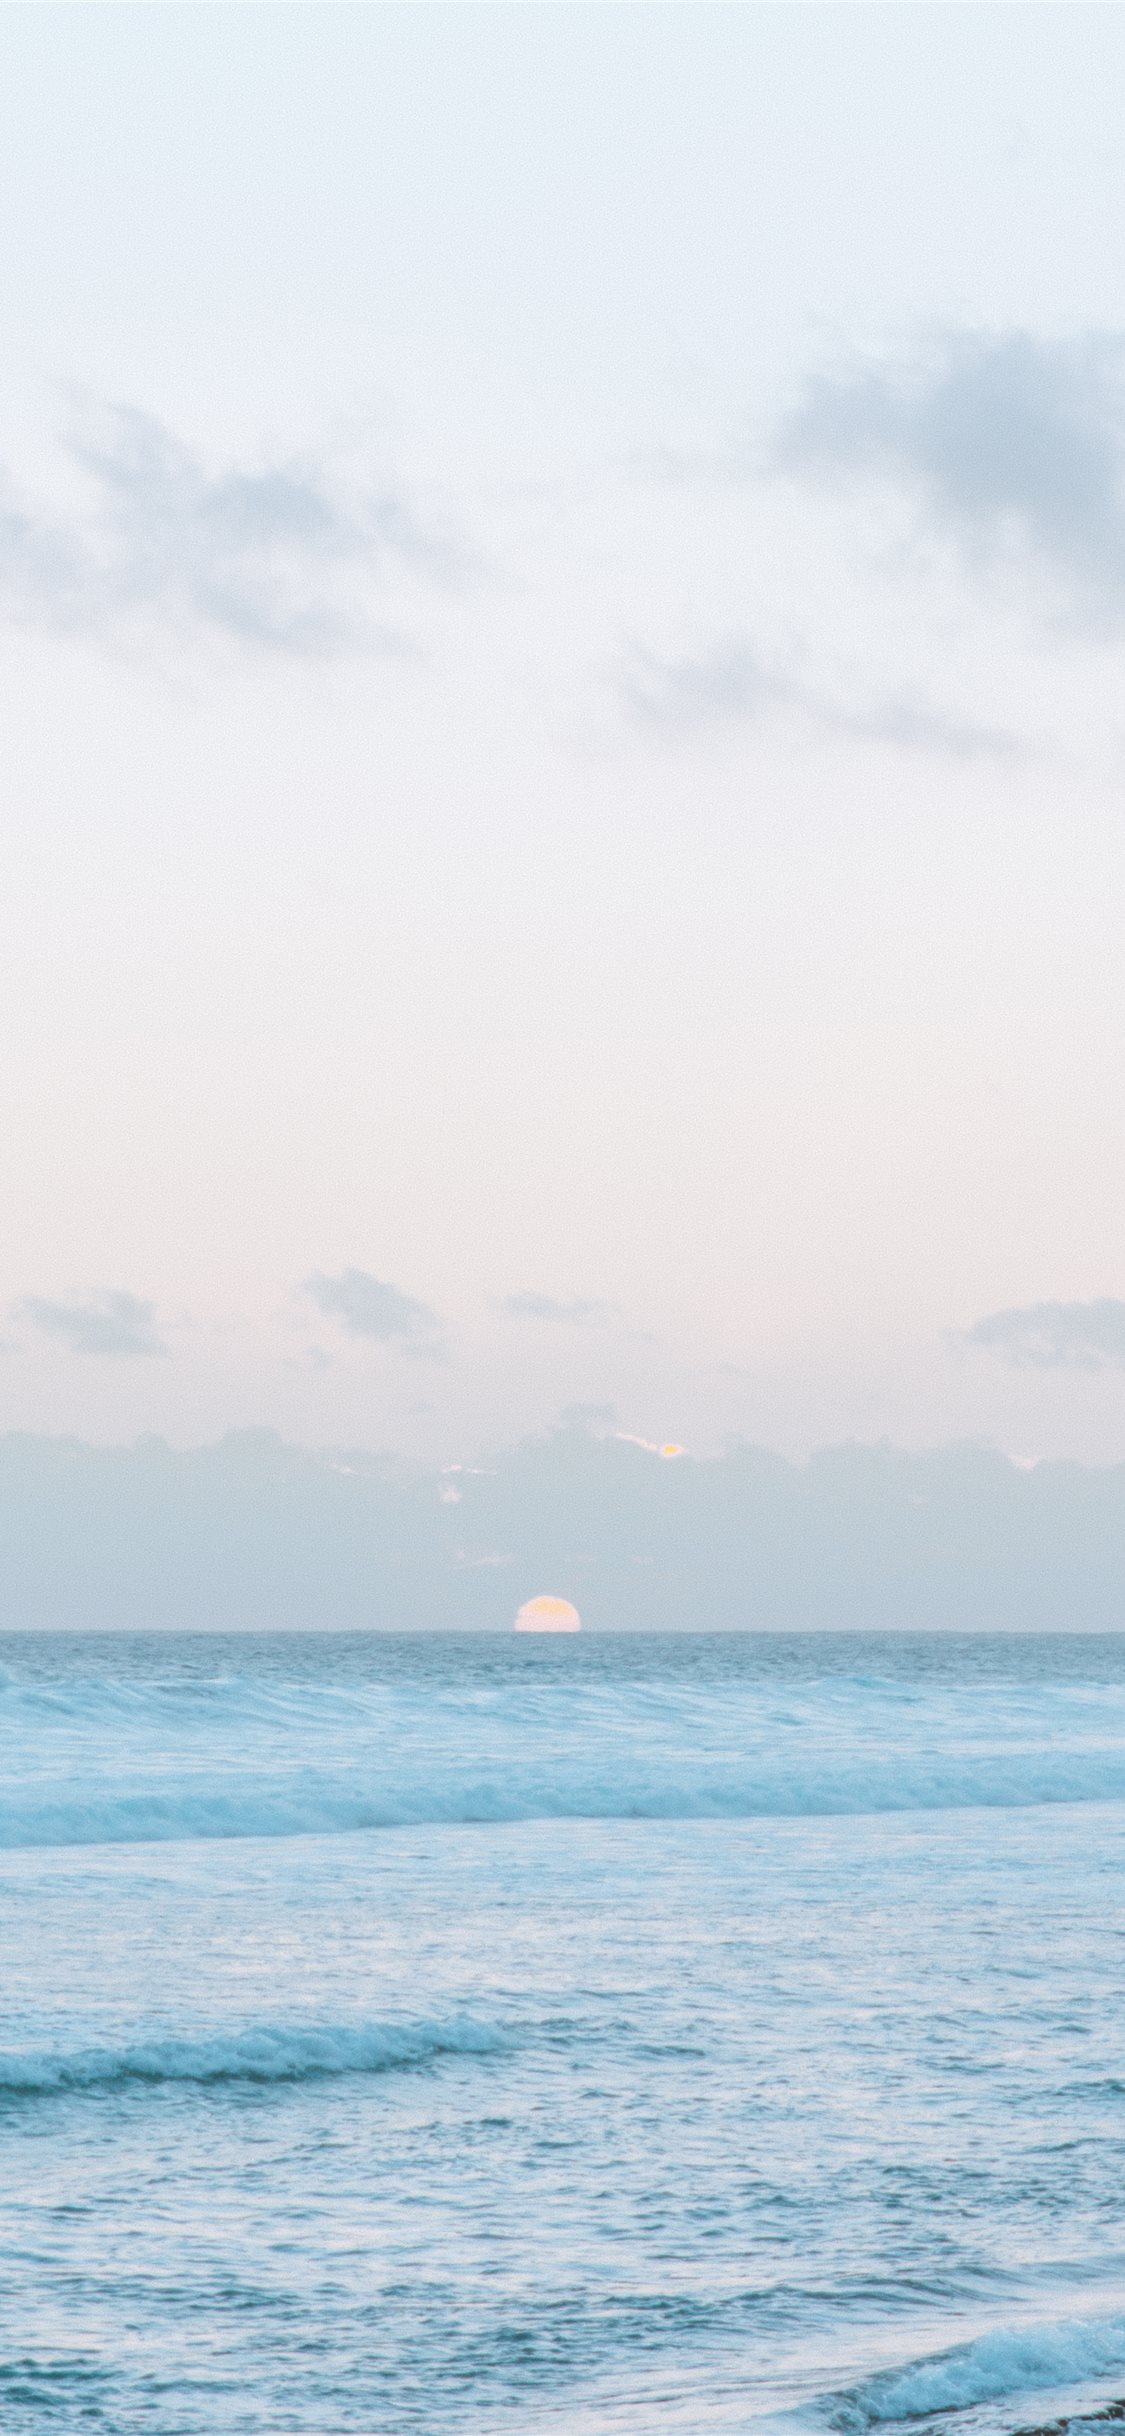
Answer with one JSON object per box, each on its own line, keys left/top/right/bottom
{"left": 5, "top": 2, "right": 1125, "bottom": 1472}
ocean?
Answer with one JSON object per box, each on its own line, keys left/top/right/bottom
{"left": 4, "top": 1629, "right": 1125, "bottom": 2436}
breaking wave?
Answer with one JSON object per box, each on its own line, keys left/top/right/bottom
{"left": 4, "top": 1750, "right": 1125, "bottom": 1850}
{"left": 5, "top": 1667, "right": 1125, "bottom": 1848}
{"left": 816, "top": 2313, "right": 1125, "bottom": 2433}
{"left": 0, "top": 2016, "right": 503, "bottom": 2097}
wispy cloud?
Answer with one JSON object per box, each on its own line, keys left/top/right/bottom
{"left": 0, "top": 401, "right": 460, "bottom": 655}
{"left": 619, "top": 640, "right": 774, "bottom": 730}
{"left": 302, "top": 1268, "right": 444, "bottom": 1352}
{"left": 500, "top": 1292, "right": 617, "bottom": 1325}
{"left": 959, "top": 1298, "right": 1125, "bottom": 1369}
{"left": 617, "top": 634, "right": 1015, "bottom": 758}
{"left": 776, "top": 329, "right": 1125, "bottom": 627}
{"left": 0, "top": 479, "right": 83, "bottom": 620}
{"left": 832, "top": 690, "right": 1018, "bottom": 760}
{"left": 17, "top": 1290, "right": 168, "bottom": 1358}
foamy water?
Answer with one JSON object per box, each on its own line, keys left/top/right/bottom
{"left": 4, "top": 1629, "right": 1125, "bottom": 2436}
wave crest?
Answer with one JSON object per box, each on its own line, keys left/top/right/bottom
{"left": 821, "top": 2312, "right": 1125, "bottom": 2432}
{"left": 0, "top": 2016, "right": 503, "bottom": 2097}
{"left": 3, "top": 1747, "right": 1125, "bottom": 1849}
{"left": 6, "top": 1668, "right": 1125, "bottom": 1848}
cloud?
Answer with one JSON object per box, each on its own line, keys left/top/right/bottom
{"left": 833, "top": 690, "right": 1018, "bottom": 760}
{"left": 6, "top": 1424, "right": 1125, "bottom": 1630}
{"left": 6, "top": 1425, "right": 1120, "bottom": 1631}
{"left": 617, "top": 633, "right": 1015, "bottom": 759}
{"left": 0, "top": 401, "right": 458, "bottom": 655}
{"left": 0, "top": 479, "right": 84, "bottom": 621}
{"left": 619, "top": 640, "right": 775, "bottom": 729}
{"left": 302, "top": 1268, "right": 443, "bottom": 1351}
{"left": 17, "top": 1290, "right": 167, "bottom": 1358}
{"left": 960, "top": 1298, "right": 1125, "bottom": 1370}
{"left": 500, "top": 1293, "right": 617, "bottom": 1325}
{"left": 776, "top": 329, "right": 1125, "bottom": 625}
{"left": 614, "top": 1431, "right": 688, "bottom": 1457}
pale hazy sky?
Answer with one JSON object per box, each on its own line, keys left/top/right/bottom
{"left": 5, "top": 1, "right": 1125, "bottom": 1466}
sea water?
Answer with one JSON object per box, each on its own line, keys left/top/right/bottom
{"left": 4, "top": 1630, "right": 1125, "bottom": 2436}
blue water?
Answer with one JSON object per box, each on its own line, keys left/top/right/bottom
{"left": 5, "top": 1631, "right": 1125, "bottom": 2436}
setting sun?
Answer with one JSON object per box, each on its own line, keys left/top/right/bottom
{"left": 514, "top": 1595, "right": 581, "bottom": 1634}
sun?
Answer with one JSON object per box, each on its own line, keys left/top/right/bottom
{"left": 514, "top": 1595, "right": 582, "bottom": 1634}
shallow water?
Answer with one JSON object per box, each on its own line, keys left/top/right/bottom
{"left": 4, "top": 1630, "right": 1125, "bottom": 2436}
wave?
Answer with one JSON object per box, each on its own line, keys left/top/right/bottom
{"left": 5, "top": 1747, "right": 1125, "bottom": 1849}
{"left": 820, "top": 2312, "right": 1125, "bottom": 2433}
{"left": 0, "top": 2015, "right": 503, "bottom": 2097}
{"left": 7, "top": 1669, "right": 1125, "bottom": 1848}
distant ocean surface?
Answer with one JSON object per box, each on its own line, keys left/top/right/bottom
{"left": 6, "top": 1630, "right": 1125, "bottom": 2436}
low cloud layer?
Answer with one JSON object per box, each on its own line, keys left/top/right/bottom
{"left": 302, "top": 1268, "right": 443, "bottom": 1350}
{"left": 17, "top": 1291, "right": 167, "bottom": 1358}
{"left": 962, "top": 1298, "right": 1125, "bottom": 1370}
{"left": 776, "top": 329, "right": 1125, "bottom": 627}
{"left": 3, "top": 1425, "right": 1125, "bottom": 1630}
{"left": 0, "top": 402, "right": 454, "bottom": 655}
